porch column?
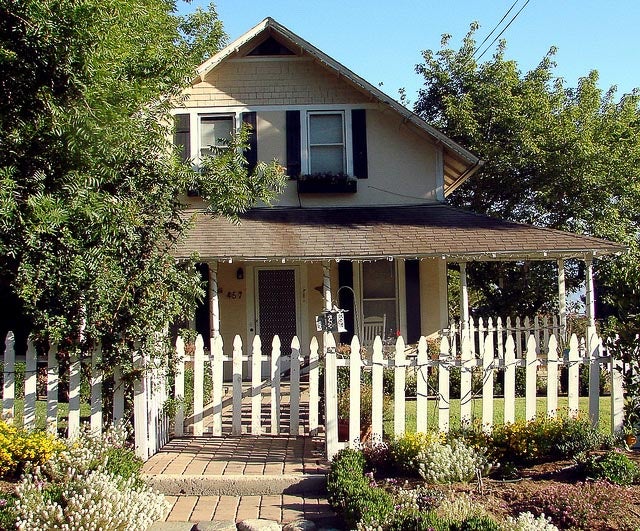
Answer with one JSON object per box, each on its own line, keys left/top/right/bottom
{"left": 585, "top": 258, "right": 596, "bottom": 329}
{"left": 208, "top": 260, "right": 220, "bottom": 339}
{"left": 322, "top": 260, "right": 332, "bottom": 311}
{"left": 557, "top": 259, "right": 567, "bottom": 338}
{"left": 459, "top": 262, "right": 470, "bottom": 338}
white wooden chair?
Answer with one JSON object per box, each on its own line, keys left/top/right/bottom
{"left": 361, "top": 315, "right": 386, "bottom": 347}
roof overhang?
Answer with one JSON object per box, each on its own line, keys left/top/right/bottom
{"left": 191, "top": 18, "right": 483, "bottom": 195}
{"left": 174, "top": 205, "right": 625, "bottom": 263}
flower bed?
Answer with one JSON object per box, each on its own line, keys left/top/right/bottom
{"left": 0, "top": 421, "right": 166, "bottom": 530}
{"left": 327, "top": 415, "right": 640, "bottom": 530}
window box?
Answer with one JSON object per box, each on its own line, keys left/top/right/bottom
{"left": 296, "top": 173, "right": 357, "bottom": 194}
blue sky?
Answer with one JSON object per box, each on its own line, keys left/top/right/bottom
{"left": 178, "top": 0, "right": 639, "bottom": 106}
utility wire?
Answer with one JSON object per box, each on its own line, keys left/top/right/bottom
{"left": 473, "top": 0, "right": 521, "bottom": 58}
{"left": 475, "top": 0, "right": 532, "bottom": 61}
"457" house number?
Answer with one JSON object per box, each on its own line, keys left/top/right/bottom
{"left": 226, "top": 291, "right": 243, "bottom": 299}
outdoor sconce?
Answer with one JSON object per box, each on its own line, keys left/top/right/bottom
{"left": 236, "top": 267, "right": 244, "bottom": 280}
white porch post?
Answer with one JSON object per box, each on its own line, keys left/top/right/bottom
{"left": 208, "top": 260, "right": 220, "bottom": 338}
{"left": 585, "top": 258, "right": 596, "bottom": 329}
{"left": 459, "top": 262, "right": 470, "bottom": 338}
{"left": 322, "top": 260, "right": 338, "bottom": 458}
{"left": 557, "top": 259, "right": 567, "bottom": 338}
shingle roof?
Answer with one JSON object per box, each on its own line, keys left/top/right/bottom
{"left": 174, "top": 205, "right": 625, "bottom": 261}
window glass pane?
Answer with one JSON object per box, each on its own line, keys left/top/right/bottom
{"left": 309, "top": 114, "right": 343, "bottom": 144}
{"left": 362, "top": 261, "right": 395, "bottom": 298}
{"left": 363, "top": 301, "right": 397, "bottom": 338}
{"left": 200, "top": 116, "right": 233, "bottom": 156}
{"left": 310, "top": 145, "right": 344, "bottom": 174}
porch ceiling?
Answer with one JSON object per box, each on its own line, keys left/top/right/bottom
{"left": 175, "top": 205, "right": 625, "bottom": 262}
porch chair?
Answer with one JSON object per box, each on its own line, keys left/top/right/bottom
{"left": 361, "top": 314, "right": 386, "bottom": 348}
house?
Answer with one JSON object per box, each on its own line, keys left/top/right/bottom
{"left": 172, "top": 18, "right": 623, "bottom": 354}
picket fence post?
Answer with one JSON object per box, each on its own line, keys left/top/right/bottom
{"left": 416, "top": 336, "right": 429, "bottom": 433}
{"left": 349, "top": 335, "right": 362, "bottom": 448}
{"left": 290, "top": 336, "right": 301, "bottom": 436}
{"left": 308, "top": 337, "right": 319, "bottom": 436}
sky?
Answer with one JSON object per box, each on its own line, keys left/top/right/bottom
{"left": 178, "top": 0, "right": 639, "bottom": 106}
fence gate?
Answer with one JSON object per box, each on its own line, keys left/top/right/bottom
{"left": 173, "top": 333, "right": 320, "bottom": 438}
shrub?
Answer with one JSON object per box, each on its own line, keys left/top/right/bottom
{"left": 389, "top": 431, "right": 445, "bottom": 473}
{"left": 437, "top": 493, "right": 490, "bottom": 523}
{"left": 384, "top": 509, "right": 447, "bottom": 531}
{"left": 583, "top": 450, "right": 639, "bottom": 485}
{"left": 0, "top": 494, "right": 18, "bottom": 530}
{"left": 327, "top": 448, "right": 395, "bottom": 529}
{"left": 105, "top": 446, "right": 143, "bottom": 483}
{"left": 416, "top": 439, "right": 490, "bottom": 484}
{"left": 0, "top": 421, "right": 63, "bottom": 478}
{"left": 503, "top": 512, "right": 558, "bottom": 531}
{"left": 14, "top": 470, "right": 167, "bottom": 530}
{"left": 518, "top": 480, "right": 639, "bottom": 530}
{"left": 450, "top": 516, "right": 500, "bottom": 531}
{"left": 361, "top": 438, "right": 392, "bottom": 472}
{"left": 393, "top": 484, "right": 445, "bottom": 512}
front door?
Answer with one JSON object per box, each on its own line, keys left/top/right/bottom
{"left": 256, "top": 268, "right": 299, "bottom": 357}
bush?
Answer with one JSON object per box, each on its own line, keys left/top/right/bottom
{"left": 583, "top": 450, "right": 639, "bottom": 485}
{"left": 437, "top": 493, "right": 490, "bottom": 523}
{"left": 15, "top": 470, "right": 166, "bottom": 530}
{"left": 450, "top": 516, "right": 500, "bottom": 531}
{"left": 105, "top": 446, "right": 143, "bottom": 483}
{"left": 389, "top": 431, "right": 445, "bottom": 473}
{"left": 385, "top": 509, "right": 447, "bottom": 531}
{"left": 416, "top": 439, "right": 490, "bottom": 484}
{"left": 518, "top": 480, "right": 639, "bottom": 530}
{"left": 327, "top": 448, "right": 395, "bottom": 529}
{"left": 0, "top": 421, "right": 63, "bottom": 478}
{"left": 503, "top": 512, "right": 558, "bottom": 531}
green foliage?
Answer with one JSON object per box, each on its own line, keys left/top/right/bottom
{"left": 450, "top": 516, "right": 500, "bottom": 531}
{"left": 583, "top": 450, "right": 639, "bottom": 485}
{"left": 326, "top": 448, "right": 394, "bottom": 529}
{"left": 0, "top": 0, "right": 285, "bottom": 369}
{"left": 104, "top": 446, "right": 143, "bottom": 483}
{"left": 387, "top": 509, "right": 447, "bottom": 531}
{"left": 0, "top": 493, "right": 18, "bottom": 530}
{"left": 416, "top": 24, "right": 640, "bottom": 318}
{"left": 389, "top": 431, "right": 445, "bottom": 474}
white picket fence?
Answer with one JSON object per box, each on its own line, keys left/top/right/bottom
{"left": 173, "top": 334, "right": 321, "bottom": 437}
{"left": 1, "top": 331, "right": 169, "bottom": 460}
{"left": 324, "top": 328, "right": 625, "bottom": 459}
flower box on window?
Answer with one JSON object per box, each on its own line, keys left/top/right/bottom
{"left": 296, "top": 173, "right": 357, "bottom": 193}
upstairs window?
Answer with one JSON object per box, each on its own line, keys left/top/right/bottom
{"left": 308, "top": 112, "right": 345, "bottom": 174}
{"left": 200, "top": 115, "right": 234, "bottom": 158}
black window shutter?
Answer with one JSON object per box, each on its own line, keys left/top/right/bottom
{"left": 286, "top": 110, "right": 301, "bottom": 177}
{"left": 351, "top": 109, "right": 368, "bottom": 178}
{"left": 405, "top": 260, "right": 421, "bottom": 343}
{"left": 241, "top": 112, "right": 258, "bottom": 174}
{"left": 173, "top": 114, "right": 191, "bottom": 162}
{"left": 338, "top": 261, "right": 355, "bottom": 344}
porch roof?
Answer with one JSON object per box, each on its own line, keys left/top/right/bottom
{"left": 175, "top": 205, "right": 625, "bottom": 262}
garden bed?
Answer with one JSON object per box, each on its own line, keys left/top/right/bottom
{"left": 328, "top": 416, "right": 640, "bottom": 530}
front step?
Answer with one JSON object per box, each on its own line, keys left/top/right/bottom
{"left": 145, "top": 473, "right": 327, "bottom": 496}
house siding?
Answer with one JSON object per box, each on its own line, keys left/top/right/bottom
{"left": 184, "top": 58, "right": 370, "bottom": 107}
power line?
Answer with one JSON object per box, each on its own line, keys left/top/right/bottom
{"left": 475, "top": 0, "right": 532, "bottom": 61}
{"left": 473, "top": 0, "right": 521, "bottom": 58}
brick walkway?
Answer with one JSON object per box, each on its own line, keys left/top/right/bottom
{"left": 162, "top": 493, "right": 335, "bottom": 524}
{"left": 143, "top": 435, "right": 335, "bottom": 525}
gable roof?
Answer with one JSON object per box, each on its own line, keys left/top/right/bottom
{"left": 175, "top": 205, "right": 624, "bottom": 262}
{"left": 193, "top": 17, "right": 483, "bottom": 196}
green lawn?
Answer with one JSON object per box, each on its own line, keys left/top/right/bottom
{"left": 383, "top": 396, "right": 614, "bottom": 435}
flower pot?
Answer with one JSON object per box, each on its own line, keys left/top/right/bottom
{"left": 337, "top": 419, "right": 372, "bottom": 443}
{"left": 625, "top": 434, "right": 637, "bottom": 447}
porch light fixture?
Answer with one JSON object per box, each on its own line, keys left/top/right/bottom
{"left": 236, "top": 267, "right": 244, "bottom": 280}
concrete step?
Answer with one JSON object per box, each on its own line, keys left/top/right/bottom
{"left": 145, "top": 473, "right": 327, "bottom": 496}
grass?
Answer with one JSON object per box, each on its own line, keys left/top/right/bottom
{"left": 383, "top": 396, "right": 614, "bottom": 435}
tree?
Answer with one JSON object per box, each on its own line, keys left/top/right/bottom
{"left": 415, "top": 24, "right": 640, "bottom": 319}
{"left": 0, "top": 0, "right": 285, "bottom": 364}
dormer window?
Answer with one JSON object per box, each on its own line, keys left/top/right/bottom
{"left": 200, "top": 115, "right": 234, "bottom": 158}
{"left": 308, "top": 112, "right": 345, "bottom": 175}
